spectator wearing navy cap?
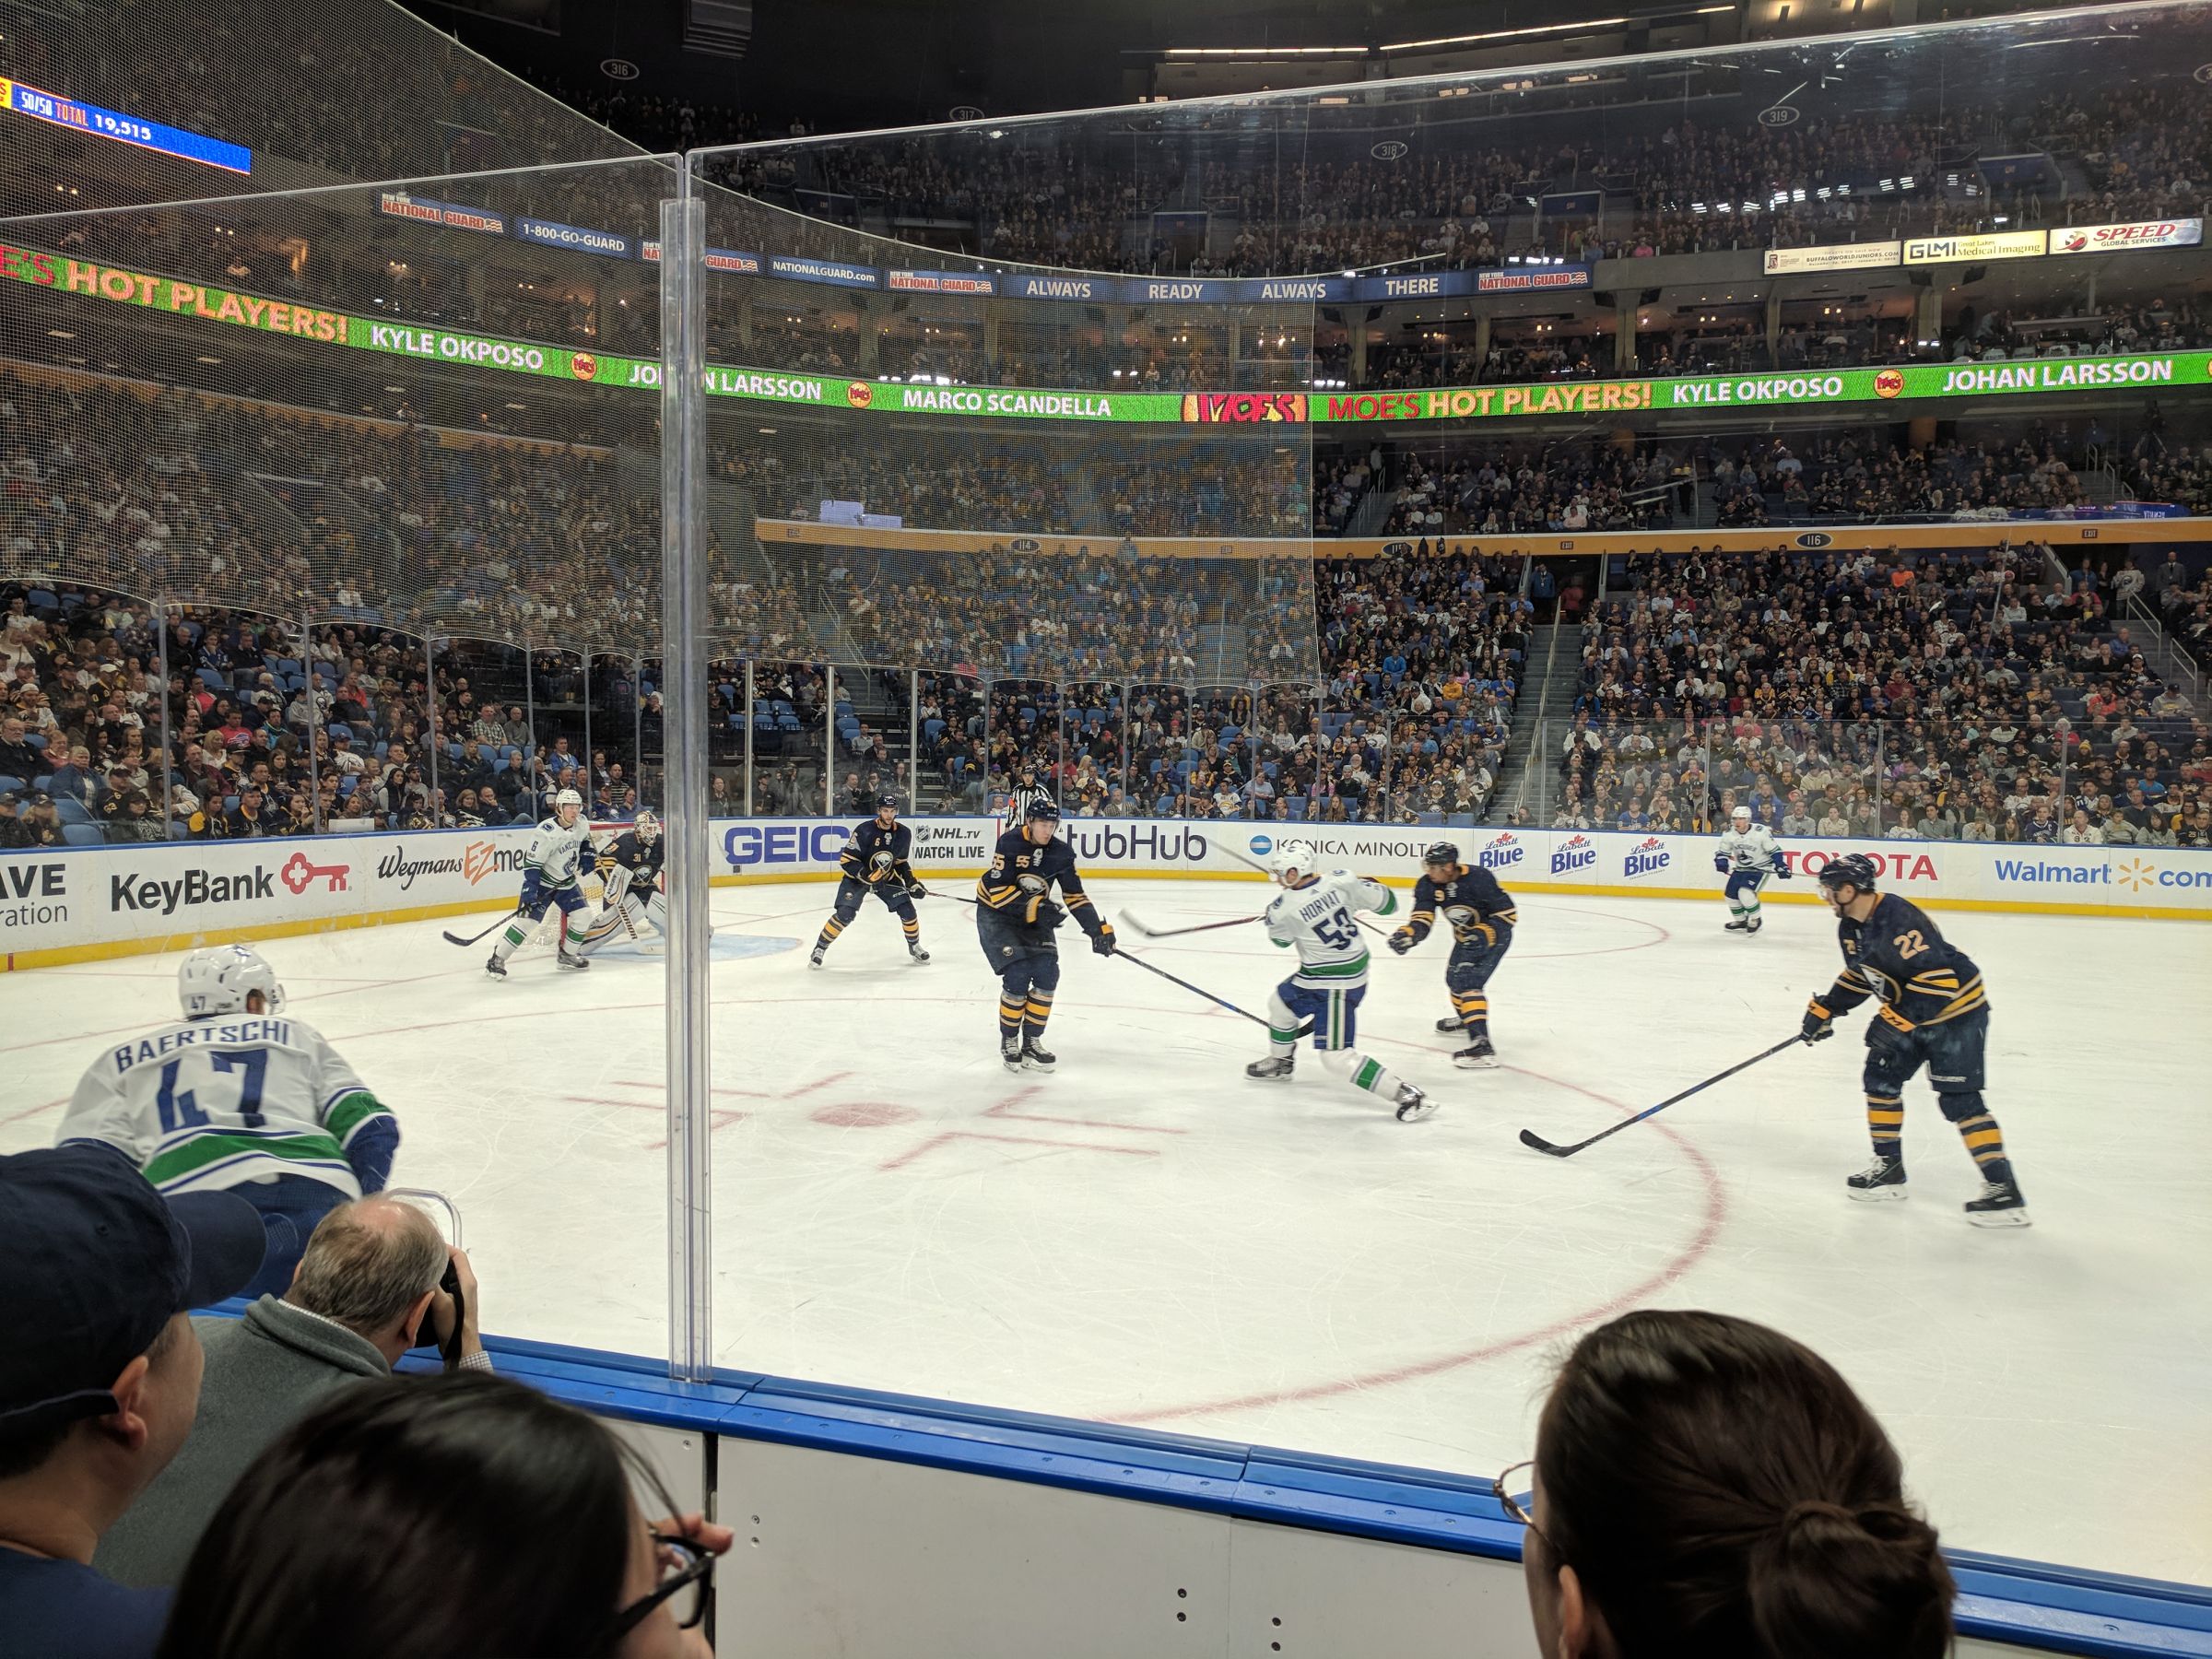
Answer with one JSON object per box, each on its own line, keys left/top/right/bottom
{"left": 0, "top": 1143, "right": 266, "bottom": 1659}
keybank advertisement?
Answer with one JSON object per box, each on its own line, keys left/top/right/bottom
{"left": 0, "top": 826, "right": 537, "bottom": 964}
{"left": 8, "top": 244, "right": 2208, "bottom": 431}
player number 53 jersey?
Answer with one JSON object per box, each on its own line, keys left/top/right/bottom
{"left": 58, "top": 1014, "right": 397, "bottom": 1198}
{"left": 1267, "top": 871, "right": 1397, "bottom": 987}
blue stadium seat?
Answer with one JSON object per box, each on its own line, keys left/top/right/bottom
{"left": 53, "top": 797, "right": 90, "bottom": 826}
{"left": 63, "top": 823, "right": 103, "bottom": 846}
{"left": 197, "top": 668, "right": 229, "bottom": 693}
{"left": 168, "top": 820, "right": 191, "bottom": 841}
{"left": 1285, "top": 796, "right": 1307, "bottom": 818}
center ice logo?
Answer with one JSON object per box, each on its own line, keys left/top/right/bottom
{"left": 1479, "top": 831, "right": 1524, "bottom": 869}
{"left": 1551, "top": 834, "right": 1596, "bottom": 876}
{"left": 1623, "top": 836, "right": 1671, "bottom": 879}
{"left": 1250, "top": 834, "right": 1274, "bottom": 856}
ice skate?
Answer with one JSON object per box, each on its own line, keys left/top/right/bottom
{"left": 1001, "top": 1033, "right": 1026, "bottom": 1075}
{"left": 1452, "top": 1036, "right": 1498, "bottom": 1070}
{"left": 1846, "top": 1157, "right": 1908, "bottom": 1200}
{"left": 1964, "top": 1179, "right": 2030, "bottom": 1228}
{"left": 485, "top": 953, "right": 507, "bottom": 979}
{"left": 556, "top": 948, "right": 590, "bottom": 971}
{"left": 1434, "top": 1016, "right": 1467, "bottom": 1034}
{"left": 1246, "top": 1054, "right": 1296, "bottom": 1082}
{"left": 809, "top": 945, "right": 826, "bottom": 969}
{"left": 1745, "top": 915, "right": 1763, "bottom": 935}
{"left": 1394, "top": 1082, "right": 1436, "bottom": 1122}
{"left": 908, "top": 942, "right": 931, "bottom": 963}
{"left": 1724, "top": 918, "right": 1748, "bottom": 933}
{"left": 1020, "top": 1041, "right": 1056, "bottom": 1074}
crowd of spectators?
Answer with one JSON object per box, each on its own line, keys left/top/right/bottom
{"left": 1382, "top": 446, "right": 1683, "bottom": 538}
{"left": 1545, "top": 543, "right": 2210, "bottom": 846}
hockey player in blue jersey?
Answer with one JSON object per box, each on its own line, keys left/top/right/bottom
{"left": 1800, "top": 853, "right": 2029, "bottom": 1226}
{"left": 1389, "top": 841, "right": 1516, "bottom": 1069}
{"left": 812, "top": 794, "right": 929, "bottom": 967}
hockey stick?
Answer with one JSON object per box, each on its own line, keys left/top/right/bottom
{"left": 1112, "top": 948, "right": 1306, "bottom": 1031}
{"left": 1119, "top": 908, "right": 1264, "bottom": 939}
{"left": 443, "top": 910, "right": 522, "bottom": 948}
{"left": 1223, "top": 845, "right": 1395, "bottom": 936}
{"left": 1517, "top": 1035, "right": 1806, "bottom": 1159}
{"left": 952, "top": 891, "right": 1312, "bottom": 1035}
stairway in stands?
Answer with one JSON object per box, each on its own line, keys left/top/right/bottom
{"left": 1496, "top": 621, "right": 1575, "bottom": 821}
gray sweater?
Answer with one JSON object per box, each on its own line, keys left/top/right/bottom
{"left": 94, "top": 1296, "right": 390, "bottom": 1589}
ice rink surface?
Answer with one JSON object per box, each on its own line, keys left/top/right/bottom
{"left": 6, "top": 877, "right": 2209, "bottom": 1584}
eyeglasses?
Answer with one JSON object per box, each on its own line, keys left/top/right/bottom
{"left": 608, "top": 1530, "right": 715, "bottom": 1642}
{"left": 1492, "top": 1459, "right": 1561, "bottom": 1562}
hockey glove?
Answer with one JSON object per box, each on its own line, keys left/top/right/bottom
{"left": 1774, "top": 862, "right": 1794, "bottom": 879}
{"left": 1091, "top": 924, "right": 1117, "bottom": 957}
{"left": 905, "top": 879, "right": 929, "bottom": 900}
{"left": 1712, "top": 853, "right": 1731, "bottom": 873}
{"left": 518, "top": 870, "right": 544, "bottom": 910}
{"left": 1387, "top": 927, "right": 1416, "bottom": 956}
{"left": 1027, "top": 897, "right": 1065, "bottom": 932}
{"left": 1866, "top": 1004, "right": 1915, "bottom": 1053}
{"left": 1800, "top": 1001, "right": 1835, "bottom": 1043}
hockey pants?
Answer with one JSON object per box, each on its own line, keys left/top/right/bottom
{"left": 1445, "top": 929, "right": 1512, "bottom": 1034}
{"left": 1266, "top": 978, "right": 1408, "bottom": 1103}
{"left": 1860, "top": 1007, "right": 2016, "bottom": 1184}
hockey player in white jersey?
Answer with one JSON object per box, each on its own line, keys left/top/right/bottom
{"left": 1714, "top": 802, "right": 1793, "bottom": 933}
{"left": 1244, "top": 841, "right": 1433, "bottom": 1122}
{"left": 487, "top": 786, "right": 599, "bottom": 975}
{"left": 57, "top": 944, "right": 400, "bottom": 1298}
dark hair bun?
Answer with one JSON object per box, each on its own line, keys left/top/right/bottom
{"left": 1749, "top": 1498, "right": 1951, "bottom": 1658}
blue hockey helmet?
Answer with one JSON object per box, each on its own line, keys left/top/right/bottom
{"left": 1817, "top": 853, "right": 1879, "bottom": 896}
{"left": 1024, "top": 795, "right": 1061, "bottom": 822}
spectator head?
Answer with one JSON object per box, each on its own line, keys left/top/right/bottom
{"left": 1520, "top": 1308, "right": 1951, "bottom": 1659}
{"left": 159, "top": 1371, "right": 710, "bottom": 1659}
{"left": 283, "top": 1196, "right": 451, "bottom": 1364}
{"left": 0, "top": 1145, "right": 265, "bottom": 1549}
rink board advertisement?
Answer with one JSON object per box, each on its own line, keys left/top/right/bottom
{"left": 4, "top": 819, "right": 2208, "bottom": 968}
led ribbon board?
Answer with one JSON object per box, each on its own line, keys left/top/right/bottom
{"left": 1, "top": 78, "right": 251, "bottom": 174}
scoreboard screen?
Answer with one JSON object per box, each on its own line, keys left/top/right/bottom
{"left": 0, "top": 78, "right": 252, "bottom": 174}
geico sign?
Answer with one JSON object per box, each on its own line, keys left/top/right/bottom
{"left": 723, "top": 823, "right": 849, "bottom": 869}
{"left": 1786, "top": 848, "right": 1938, "bottom": 884}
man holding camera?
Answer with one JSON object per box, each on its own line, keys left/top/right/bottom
{"left": 94, "top": 1196, "right": 487, "bottom": 1589}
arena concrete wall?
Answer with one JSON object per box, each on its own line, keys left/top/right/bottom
{"left": 5, "top": 817, "right": 2209, "bottom": 970}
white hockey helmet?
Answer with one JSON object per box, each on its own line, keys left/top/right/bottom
{"left": 1267, "top": 840, "right": 1318, "bottom": 882}
{"left": 633, "top": 807, "right": 660, "bottom": 843}
{"left": 179, "top": 945, "right": 284, "bottom": 1019}
{"left": 554, "top": 787, "right": 583, "bottom": 818}
{"left": 1731, "top": 804, "right": 1753, "bottom": 825}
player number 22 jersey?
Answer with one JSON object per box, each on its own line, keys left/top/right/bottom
{"left": 1266, "top": 870, "right": 1398, "bottom": 987}
{"left": 59, "top": 1015, "right": 398, "bottom": 1198}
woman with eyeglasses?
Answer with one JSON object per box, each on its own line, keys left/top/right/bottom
{"left": 1505, "top": 1309, "right": 1953, "bottom": 1659}
{"left": 156, "top": 1371, "right": 728, "bottom": 1659}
